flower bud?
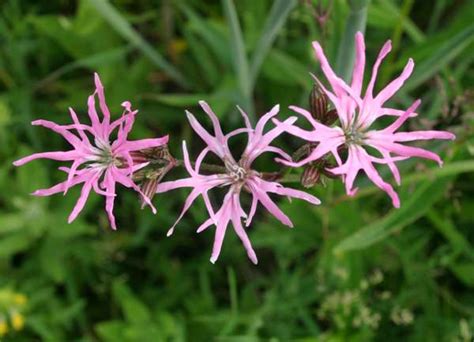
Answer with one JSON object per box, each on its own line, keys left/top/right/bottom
{"left": 301, "top": 164, "right": 321, "bottom": 188}
{"left": 324, "top": 109, "right": 338, "bottom": 125}
{"left": 309, "top": 85, "right": 328, "bottom": 122}
{"left": 131, "top": 145, "right": 176, "bottom": 208}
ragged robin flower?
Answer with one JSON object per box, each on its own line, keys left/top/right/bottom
{"left": 13, "top": 73, "right": 168, "bottom": 229}
{"left": 275, "top": 32, "right": 455, "bottom": 207}
{"left": 156, "top": 101, "right": 320, "bottom": 264}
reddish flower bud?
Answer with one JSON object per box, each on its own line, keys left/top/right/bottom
{"left": 324, "top": 108, "right": 338, "bottom": 125}
{"left": 131, "top": 145, "right": 176, "bottom": 207}
{"left": 309, "top": 85, "right": 328, "bottom": 122}
{"left": 301, "top": 163, "right": 321, "bottom": 188}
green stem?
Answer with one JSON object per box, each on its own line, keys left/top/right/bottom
{"left": 174, "top": 159, "right": 302, "bottom": 183}
{"left": 175, "top": 159, "right": 227, "bottom": 174}
{"left": 335, "top": 0, "right": 370, "bottom": 82}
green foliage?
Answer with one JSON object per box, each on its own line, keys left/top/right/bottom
{"left": 0, "top": 0, "right": 473, "bottom": 340}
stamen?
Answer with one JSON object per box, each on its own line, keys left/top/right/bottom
{"left": 224, "top": 159, "right": 248, "bottom": 182}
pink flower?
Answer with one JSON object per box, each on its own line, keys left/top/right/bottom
{"left": 275, "top": 32, "right": 455, "bottom": 207}
{"left": 157, "top": 101, "right": 320, "bottom": 264}
{"left": 13, "top": 73, "right": 168, "bottom": 229}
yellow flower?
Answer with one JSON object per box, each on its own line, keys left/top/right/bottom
{"left": 13, "top": 294, "right": 27, "bottom": 306}
{"left": 11, "top": 312, "right": 24, "bottom": 331}
{"left": 0, "top": 320, "right": 8, "bottom": 337}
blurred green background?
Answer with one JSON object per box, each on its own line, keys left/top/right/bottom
{"left": 0, "top": 0, "right": 473, "bottom": 340}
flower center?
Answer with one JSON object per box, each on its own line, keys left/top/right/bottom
{"left": 344, "top": 125, "right": 365, "bottom": 145}
{"left": 224, "top": 158, "right": 248, "bottom": 183}
{"left": 88, "top": 139, "right": 122, "bottom": 168}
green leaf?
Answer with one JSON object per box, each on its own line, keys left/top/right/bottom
{"left": 334, "top": 176, "right": 452, "bottom": 253}
{"left": 368, "top": 0, "right": 425, "bottom": 44}
{"left": 222, "top": 0, "right": 253, "bottom": 118}
{"left": 350, "top": 160, "right": 474, "bottom": 200}
{"left": 88, "top": 0, "right": 188, "bottom": 88}
{"left": 113, "top": 281, "right": 151, "bottom": 324}
{"left": 0, "top": 214, "right": 24, "bottom": 234}
{"left": 427, "top": 210, "right": 474, "bottom": 260}
{"left": 96, "top": 321, "right": 126, "bottom": 342}
{"left": 144, "top": 93, "right": 208, "bottom": 107}
{"left": 0, "top": 97, "right": 11, "bottom": 126}
{"left": 183, "top": 28, "right": 219, "bottom": 87}
{"left": 34, "top": 47, "right": 131, "bottom": 90}
{"left": 450, "top": 262, "right": 474, "bottom": 287}
{"left": 335, "top": 0, "right": 370, "bottom": 82}
{"left": 404, "top": 24, "right": 474, "bottom": 91}
{"left": 249, "top": 0, "right": 297, "bottom": 87}
{"left": 0, "top": 234, "right": 31, "bottom": 259}
{"left": 39, "top": 237, "right": 67, "bottom": 283}
{"left": 178, "top": 4, "right": 230, "bottom": 67}
{"left": 261, "top": 49, "right": 308, "bottom": 86}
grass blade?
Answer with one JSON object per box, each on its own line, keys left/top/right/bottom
{"left": 335, "top": 0, "right": 370, "bottom": 82}
{"left": 222, "top": 0, "right": 253, "bottom": 120}
{"left": 334, "top": 175, "right": 453, "bottom": 253}
{"left": 404, "top": 24, "right": 474, "bottom": 91}
{"left": 249, "top": 0, "right": 297, "bottom": 87}
{"left": 88, "top": 0, "right": 189, "bottom": 88}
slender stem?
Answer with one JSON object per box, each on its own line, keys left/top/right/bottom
{"left": 335, "top": 0, "right": 370, "bottom": 82}
{"left": 174, "top": 159, "right": 302, "bottom": 183}
{"left": 175, "top": 159, "right": 227, "bottom": 174}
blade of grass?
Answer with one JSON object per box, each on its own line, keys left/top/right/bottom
{"left": 33, "top": 46, "right": 131, "bottom": 92}
{"left": 379, "top": 0, "right": 416, "bottom": 84}
{"left": 335, "top": 0, "right": 370, "bottom": 82}
{"left": 427, "top": 0, "right": 447, "bottom": 33}
{"left": 332, "top": 159, "right": 474, "bottom": 201}
{"left": 177, "top": 2, "right": 231, "bottom": 66}
{"left": 222, "top": 0, "right": 254, "bottom": 121}
{"left": 88, "top": 0, "right": 189, "bottom": 88}
{"left": 426, "top": 210, "right": 474, "bottom": 261}
{"left": 404, "top": 23, "right": 474, "bottom": 91}
{"left": 249, "top": 0, "right": 297, "bottom": 88}
{"left": 334, "top": 175, "right": 453, "bottom": 253}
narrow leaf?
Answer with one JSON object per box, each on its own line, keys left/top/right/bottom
{"left": 404, "top": 24, "right": 474, "bottom": 91}
{"left": 88, "top": 0, "right": 188, "bottom": 88}
{"left": 249, "top": 0, "right": 297, "bottom": 87}
{"left": 335, "top": 0, "right": 370, "bottom": 82}
{"left": 222, "top": 0, "right": 253, "bottom": 119}
{"left": 334, "top": 176, "right": 452, "bottom": 253}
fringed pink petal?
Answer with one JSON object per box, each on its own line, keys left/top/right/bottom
{"left": 247, "top": 179, "right": 293, "bottom": 227}
{"left": 186, "top": 110, "right": 228, "bottom": 159}
{"left": 198, "top": 101, "right": 227, "bottom": 146}
{"left": 94, "top": 73, "right": 111, "bottom": 135}
{"left": 351, "top": 32, "right": 366, "bottom": 96}
{"left": 210, "top": 192, "right": 233, "bottom": 264}
{"left": 364, "top": 40, "right": 392, "bottom": 100}
{"left": 231, "top": 193, "right": 258, "bottom": 264}
{"left": 13, "top": 150, "right": 82, "bottom": 166}
{"left": 261, "top": 180, "right": 321, "bottom": 205}
{"left": 393, "top": 131, "right": 456, "bottom": 142}
{"left": 115, "top": 136, "right": 169, "bottom": 153}
{"left": 67, "top": 175, "right": 97, "bottom": 223}
{"left": 356, "top": 147, "right": 400, "bottom": 207}
{"left": 103, "top": 169, "right": 117, "bottom": 230}
{"left": 373, "top": 59, "right": 414, "bottom": 108}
